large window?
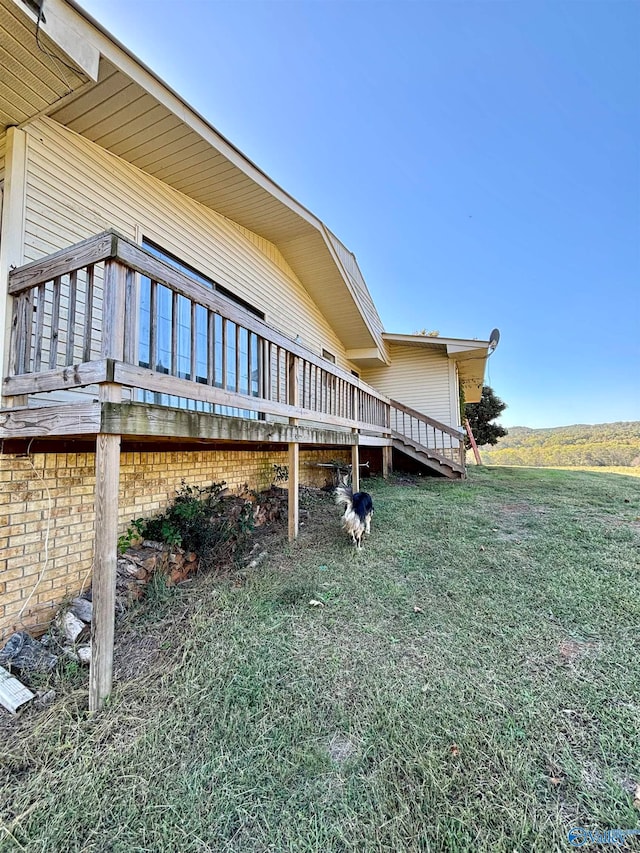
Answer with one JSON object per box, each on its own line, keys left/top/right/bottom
{"left": 138, "top": 239, "right": 262, "bottom": 418}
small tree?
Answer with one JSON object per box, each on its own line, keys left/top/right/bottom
{"left": 464, "top": 386, "right": 508, "bottom": 448}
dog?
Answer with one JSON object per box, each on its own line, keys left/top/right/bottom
{"left": 335, "top": 485, "right": 374, "bottom": 549}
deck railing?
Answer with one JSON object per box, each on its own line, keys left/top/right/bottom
{"left": 390, "top": 398, "right": 466, "bottom": 470}
{"left": 5, "top": 231, "right": 391, "bottom": 433}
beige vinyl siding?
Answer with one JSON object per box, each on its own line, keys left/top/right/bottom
{"left": 326, "top": 229, "right": 385, "bottom": 347}
{"left": 228, "top": 220, "right": 300, "bottom": 285}
{"left": 361, "top": 343, "right": 454, "bottom": 427}
{"left": 22, "top": 117, "right": 353, "bottom": 379}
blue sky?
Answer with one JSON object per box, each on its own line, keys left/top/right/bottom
{"left": 80, "top": 0, "right": 639, "bottom": 429}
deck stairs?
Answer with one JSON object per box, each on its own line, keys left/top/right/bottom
{"left": 390, "top": 399, "right": 466, "bottom": 479}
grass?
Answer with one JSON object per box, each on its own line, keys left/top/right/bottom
{"left": 552, "top": 466, "right": 640, "bottom": 479}
{"left": 468, "top": 461, "right": 640, "bottom": 478}
{"left": 1, "top": 467, "right": 640, "bottom": 852}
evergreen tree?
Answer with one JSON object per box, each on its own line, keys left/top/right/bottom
{"left": 465, "top": 386, "right": 508, "bottom": 447}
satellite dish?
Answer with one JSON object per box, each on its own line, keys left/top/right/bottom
{"left": 488, "top": 328, "right": 500, "bottom": 353}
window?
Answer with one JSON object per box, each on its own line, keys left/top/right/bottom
{"left": 142, "top": 239, "right": 264, "bottom": 319}
{"left": 138, "top": 239, "right": 262, "bottom": 418}
{"left": 322, "top": 348, "right": 336, "bottom": 364}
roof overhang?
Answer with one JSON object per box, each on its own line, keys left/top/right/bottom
{"left": 382, "top": 333, "right": 491, "bottom": 403}
{"left": 1, "top": 0, "right": 387, "bottom": 361}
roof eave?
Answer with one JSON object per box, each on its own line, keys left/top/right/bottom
{"left": 46, "top": 0, "right": 384, "bottom": 355}
{"left": 383, "top": 332, "right": 491, "bottom": 402}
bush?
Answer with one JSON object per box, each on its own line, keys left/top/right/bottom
{"left": 138, "top": 480, "right": 253, "bottom": 569}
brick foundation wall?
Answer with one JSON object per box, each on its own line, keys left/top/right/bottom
{"left": 0, "top": 447, "right": 349, "bottom": 641}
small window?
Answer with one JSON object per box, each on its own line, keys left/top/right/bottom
{"left": 351, "top": 370, "right": 360, "bottom": 379}
{"left": 322, "top": 348, "right": 336, "bottom": 364}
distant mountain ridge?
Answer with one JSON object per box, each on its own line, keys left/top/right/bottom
{"left": 480, "top": 421, "right": 640, "bottom": 468}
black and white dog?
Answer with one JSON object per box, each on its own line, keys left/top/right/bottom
{"left": 335, "top": 485, "right": 374, "bottom": 549}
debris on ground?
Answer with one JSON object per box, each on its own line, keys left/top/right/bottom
{"left": 0, "top": 631, "right": 58, "bottom": 675}
{"left": 0, "top": 633, "right": 56, "bottom": 714}
{"left": 0, "top": 665, "right": 35, "bottom": 714}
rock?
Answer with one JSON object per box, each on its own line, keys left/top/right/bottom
{"left": 34, "top": 688, "right": 56, "bottom": 709}
{"left": 57, "top": 611, "right": 87, "bottom": 643}
{"left": 76, "top": 645, "right": 91, "bottom": 665}
{"left": 124, "top": 562, "right": 147, "bottom": 580}
{"left": 246, "top": 551, "right": 268, "bottom": 570}
{"left": 70, "top": 597, "right": 92, "bottom": 624}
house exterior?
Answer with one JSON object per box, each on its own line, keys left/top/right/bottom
{"left": 0, "top": 0, "right": 491, "bottom": 704}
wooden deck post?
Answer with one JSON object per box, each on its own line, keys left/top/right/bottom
{"left": 351, "top": 433, "right": 360, "bottom": 493}
{"left": 90, "top": 258, "right": 126, "bottom": 711}
{"left": 102, "top": 259, "right": 127, "bottom": 360}
{"left": 89, "top": 430, "right": 121, "bottom": 711}
{"left": 288, "top": 441, "right": 299, "bottom": 542}
{"left": 382, "top": 445, "right": 392, "bottom": 479}
{"left": 288, "top": 355, "right": 300, "bottom": 541}
{"left": 351, "top": 386, "right": 360, "bottom": 492}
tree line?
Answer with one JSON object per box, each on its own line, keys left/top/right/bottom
{"left": 479, "top": 422, "right": 640, "bottom": 468}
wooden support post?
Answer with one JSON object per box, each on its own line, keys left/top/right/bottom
{"left": 89, "top": 381, "right": 122, "bottom": 712}
{"left": 351, "top": 433, "right": 360, "bottom": 493}
{"left": 351, "top": 387, "right": 360, "bottom": 492}
{"left": 288, "top": 355, "right": 300, "bottom": 541}
{"left": 382, "top": 445, "right": 392, "bottom": 479}
{"left": 89, "top": 431, "right": 121, "bottom": 712}
{"left": 288, "top": 441, "right": 299, "bottom": 543}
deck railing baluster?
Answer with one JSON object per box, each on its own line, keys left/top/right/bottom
{"left": 48, "top": 276, "right": 61, "bottom": 370}
{"left": 33, "top": 283, "right": 46, "bottom": 373}
{"left": 170, "top": 291, "right": 178, "bottom": 377}
{"left": 66, "top": 270, "right": 78, "bottom": 366}
{"left": 190, "top": 302, "right": 197, "bottom": 382}
{"left": 235, "top": 323, "right": 241, "bottom": 393}
{"left": 83, "top": 266, "right": 95, "bottom": 363}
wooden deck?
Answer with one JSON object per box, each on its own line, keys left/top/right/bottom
{"left": 3, "top": 231, "right": 389, "bottom": 437}
{"left": 0, "top": 231, "right": 464, "bottom": 476}
{"left": 1, "top": 230, "right": 466, "bottom": 709}
{"left": 1, "top": 230, "right": 464, "bottom": 474}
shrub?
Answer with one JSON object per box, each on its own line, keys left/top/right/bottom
{"left": 137, "top": 480, "right": 253, "bottom": 569}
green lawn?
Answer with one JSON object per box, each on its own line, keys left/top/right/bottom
{"left": 2, "top": 467, "right": 640, "bottom": 852}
